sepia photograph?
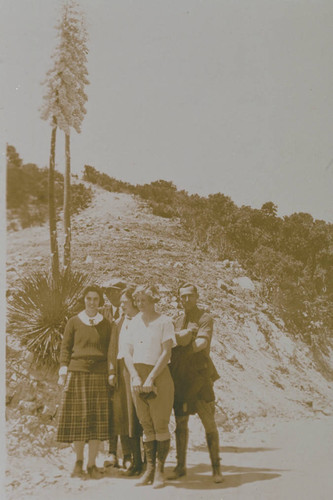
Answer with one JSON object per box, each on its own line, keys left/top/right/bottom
{"left": 2, "top": 0, "right": 333, "bottom": 498}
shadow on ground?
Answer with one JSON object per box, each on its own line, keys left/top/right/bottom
{"left": 164, "top": 463, "right": 283, "bottom": 491}
{"left": 192, "top": 445, "right": 278, "bottom": 453}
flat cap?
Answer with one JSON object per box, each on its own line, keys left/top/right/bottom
{"left": 101, "top": 278, "right": 127, "bottom": 291}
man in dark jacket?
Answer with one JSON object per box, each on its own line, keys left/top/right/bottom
{"left": 168, "top": 283, "right": 223, "bottom": 483}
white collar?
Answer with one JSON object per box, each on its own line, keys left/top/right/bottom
{"left": 78, "top": 310, "right": 104, "bottom": 326}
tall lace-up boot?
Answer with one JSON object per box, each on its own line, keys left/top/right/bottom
{"left": 206, "top": 431, "right": 224, "bottom": 483}
{"left": 135, "top": 440, "right": 156, "bottom": 486}
{"left": 167, "top": 428, "right": 188, "bottom": 479}
{"left": 153, "top": 439, "right": 170, "bottom": 488}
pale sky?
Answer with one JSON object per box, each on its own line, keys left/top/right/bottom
{"left": 2, "top": 0, "right": 333, "bottom": 221}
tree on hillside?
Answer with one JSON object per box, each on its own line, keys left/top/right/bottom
{"left": 261, "top": 201, "right": 278, "bottom": 217}
{"left": 41, "top": 0, "right": 89, "bottom": 271}
{"left": 6, "top": 144, "right": 24, "bottom": 209}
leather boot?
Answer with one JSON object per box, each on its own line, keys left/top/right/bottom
{"left": 124, "top": 436, "right": 143, "bottom": 476}
{"left": 206, "top": 431, "right": 224, "bottom": 483}
{"left": 153, "top": 440, "right": 170, "bottom": 489}
{"left": 167, "top": 429, "right": 188, "bottom": 479}
{"left": 135, "top": 440, "right": 156, "bottom": 486}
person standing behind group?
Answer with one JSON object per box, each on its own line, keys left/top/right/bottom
{"left": 124, "top": 285, "right": 175, "bottom": 489}
{"left": 100, "top": 279, "right": 128, "bottom": 468}
{"left": 106, "top": 287, "right": 143, "bottom": 475}
{"left": 100, "top": 279, "right": 127, "bottom": 323}
{"left": 57, "top": 285, "right": 112, "bottom": 479}
{"left": 168, "top": 283, "right": 223, "bottom": 483}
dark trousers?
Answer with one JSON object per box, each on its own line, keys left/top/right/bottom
{"left": 108, "top": 434, "right": 132, "bottom": 457}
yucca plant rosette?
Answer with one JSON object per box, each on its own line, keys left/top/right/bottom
{"left": 7, "top": 269, "right": 90, "bottom": 370}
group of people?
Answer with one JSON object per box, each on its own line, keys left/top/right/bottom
{"left": 57, "top": 280, "right": 224, "bottom": 488}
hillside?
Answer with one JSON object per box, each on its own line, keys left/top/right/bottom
{"left": 5, "top": 182, "right": 333, "bottom": 498}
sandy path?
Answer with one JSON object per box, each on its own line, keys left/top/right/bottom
{"left": 6, "top": 416, "right": 333, "bottom": 500}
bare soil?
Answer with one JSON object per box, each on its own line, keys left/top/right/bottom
{"left": 5, "top": 183, "right": 333, "bottom": 499}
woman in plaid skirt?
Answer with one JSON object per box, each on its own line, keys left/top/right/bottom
{"left": 57, "top": 285, "right": 113, "bottom": 479}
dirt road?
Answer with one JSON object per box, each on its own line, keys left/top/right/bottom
{"left": 6, "top": 416, "right": 333, "bottom": 500}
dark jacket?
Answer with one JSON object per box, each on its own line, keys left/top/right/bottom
{"left": 170, "top": 306, "right": 219, "bottom": 416}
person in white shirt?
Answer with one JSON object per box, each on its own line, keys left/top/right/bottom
{"left": 105, "top": 287, "right": 143, "bottom": 475}
{"left": 124, "top": 285, "right": 175, "bottom": 489}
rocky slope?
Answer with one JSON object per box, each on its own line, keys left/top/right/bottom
{"left": 5, "top": 182, "right": 333, "bottom": 495}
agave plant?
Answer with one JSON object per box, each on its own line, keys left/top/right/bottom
{"left": 7, "top": 269, "right": 90, "bottom": 370}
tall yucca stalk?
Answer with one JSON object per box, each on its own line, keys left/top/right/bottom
{"left": 41, "top": 0, "right": 89, "bottom": 273}
{"left": 7, "top": 269, "right": 89, "bottom": 370}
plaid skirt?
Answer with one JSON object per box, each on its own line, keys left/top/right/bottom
{"left": 57, "top": 371, "right": 110, "bottom": 443}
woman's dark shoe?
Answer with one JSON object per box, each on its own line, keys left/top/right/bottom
{"left": 71, "top": 460, "right": 84, "bottom": 478}
{"left": 123, "top": 463, "right": 143, "bottom": 477}
{"left": 122, "top": 455, "right": 133, "bottom": 472}
{"left": 104, "top": 453, "right": 118, "bottom": 468}
{"left": 87, "top": 465, "right": 104, "bottom": 479}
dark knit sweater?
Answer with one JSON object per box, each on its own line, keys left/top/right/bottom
{"left": 60, "top": 315, "right": 112, "bottom": 373}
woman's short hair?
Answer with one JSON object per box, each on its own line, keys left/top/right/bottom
{"left": 133, "top": 284, "right": 160, "bottom": 304}
{"left": 121, "top": 286, "right": 138, "bottom": 310}
{"left": 81, "top": 285, "right": 104, "bottom": 306}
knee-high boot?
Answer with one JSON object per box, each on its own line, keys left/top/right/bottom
{"left": 124, "top": 436, "right": 143, "bottom": 476}
{"left": 135, "top": 440, "right": 156, "bottom": 486}
{"left": 167, "top": 428, "right": 188, "bottom": 479}
{"left": 153, "top": 440, "right": 170, "bottom": 489}
{"left": 206, "top": 431, "right": 224, "bottom": 483}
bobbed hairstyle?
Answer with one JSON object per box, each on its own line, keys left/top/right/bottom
{"left": 133, "top": 284, "right": 160, "bottom": 304}
{"left": 120, "top": 286, "right": 138, "bottom": 310}
{"left": 81, "top": 285, "right": 104, "bottom": 306}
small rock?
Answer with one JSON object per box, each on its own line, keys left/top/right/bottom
{"left": 18, "top": 400, "right": 38, "bottom": 413}
{"left": 173, "top": 262, "right": 182, "bottom": 268}
{"left": 233, "top": 276, "right": 255, "bottom": 292}
{"left": 6, "top": 394, "right": 14, "bottom": 406}
{"left": 217, "top": 279, "right": 231, "bottom": 293}
{"left": 85, "top": 255, "right": 93, "bottom": 264}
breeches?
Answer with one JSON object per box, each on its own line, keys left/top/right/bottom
{"left": 175, "top": 400, "right": 218, "bottom": 434}
{"left": 132, "top": 363, "right": 174, "bottom": 442}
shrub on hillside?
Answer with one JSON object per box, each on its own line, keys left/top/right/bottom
{"left": 7, "top": 145, "right": 93, "bottom": 229}
{"left": 83, "top": 164, "right": 133, "bottom": 193}
{"left": 7, "top": 269, "right": 90, "bottom": 370}
{"left": 81, "top": 163, "right": 333, "bottom": 348}
{"left": 70, "top": 183, "right": 93, "bottom": 213}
